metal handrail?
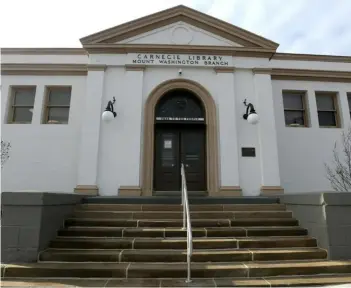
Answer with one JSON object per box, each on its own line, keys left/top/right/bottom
{"left": 181, "top": 163, "right": 192, "bottom": 283}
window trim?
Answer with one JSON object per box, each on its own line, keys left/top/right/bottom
{"left": 282, "top": 90, "right": 309, "bottom": 128}
{"left": 315, "top": 91, "right": 340, "bottom": 128}
{"left": 7, "top": 85, "right": 36, "bottom": 124}
{"left": 42, "top": 86, "right": 72, "bottom": 124}
{"left": 347, "top": 92, "right": 351, "bottom": 120}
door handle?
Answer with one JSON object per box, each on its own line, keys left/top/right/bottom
{"left": 185, "top": 164, "right": 189, "bottom": 167}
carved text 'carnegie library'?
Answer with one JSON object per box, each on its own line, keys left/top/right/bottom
{"left": 131, "top": 53, "right": 230, "bottom": 66}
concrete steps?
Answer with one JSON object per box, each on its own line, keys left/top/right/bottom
{"left": 2, "top": 201, "right": 351, "bottom": 287}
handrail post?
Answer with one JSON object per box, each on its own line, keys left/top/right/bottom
{"left": 181, "top": 165, "right": 185, "bottom": 230}
{"left": 182, "top": 206, "right": 186, "bottom": 230}
{"left": 186, "top": 248, "right": 191, "bottom": 283}
{"left": 181, "top": 163, "right": 192, "bottom": 283}
{"left": 181, "top": 168, "right": 184, "bottom": 206}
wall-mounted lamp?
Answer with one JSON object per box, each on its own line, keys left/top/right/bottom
{"left": 243, "top": 99, "right": 259, "bottom": 125}
{"left": 102, "top": 97, "right": 117, "bottom": 123}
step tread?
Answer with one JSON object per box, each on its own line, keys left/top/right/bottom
{"left": 78, "top": 210, "right": 289, "bottom": 214}
{"left": 75, "top": 210, "right": 288, "bottom": 213}
{"left": 4, "top": 260, "right": 351, "bottom": 269}
{"left": 40, "top": 247, "right": 326, "bottom": 255}
{"left": 79, "top": 203, "right": 285, "bottom": 207}
{"left": 64, "top": 218, "right": 299, "bottom": 228}
{"left": 59, "top": 226, "right": 308, "bottom": 237}
{"left": 53, "top": 237, "right": 238, "bottom": 242}
{"left": 2, "top": 275, "right": 351, "bottom": 288}
{"left": 246, "top": 260, "right": 351, "bottom": 268}
{"left": 39, "top": 247, "right": 327, "bottom": 263}
{"left": 82, "top": 196, "right": 280, "bottom": 205}
{"left": 4, "top": 261, "right": 351, "bottom": 280}
{"left": 66, "top": 217, "right": 296, "bottom": 221}
{"left": 72, "top": 212, "right": 294, "bottom": 220}
{"left": 63, "top": 226, "right": 304, "bottom": 230}
{"left": 53, "top": 236, "right": 315, "bottom": 241}
{"left": 50, "top": 236, "right": 317, "bottom": 250}
{"left": 216, "top": 274, "right": 351, "bottom": 287}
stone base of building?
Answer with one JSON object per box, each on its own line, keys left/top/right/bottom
{"left": 261, "top": 186, "right": 284, "bottom": 195}
{"left": 118, "top": 186, "right": 142, "bottom": 197}
{"left": 218, "top": 186, "right": 242, "bottom": 196}
{"left": 74, "top": 185, "right": 99, "bottom": 195}
{"left": 1, "top": 192, "right": 85, "bottom": 263}
{"left": 279, "top": 192, "right": 351, "bottom": 260}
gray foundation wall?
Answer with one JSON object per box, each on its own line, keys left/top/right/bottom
{"left": 1, "top": 192, "right": 85, "bottom": 263}
{"left": 279, "top": 192, "right": 351, "bottom": 260}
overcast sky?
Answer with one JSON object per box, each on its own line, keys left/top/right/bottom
{"left": 1, "top": 0, "right": 350, "bottom": 56}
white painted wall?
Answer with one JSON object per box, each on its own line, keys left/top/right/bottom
{"left": 272, "top": 80, "right": 351, "bottom": 193}
{"left": 1, "top": 75, "right": 86, "bottom": 192}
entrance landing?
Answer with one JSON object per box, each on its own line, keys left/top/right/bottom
{"left": 82, "top": 196, "right": 280, "bottom": 204}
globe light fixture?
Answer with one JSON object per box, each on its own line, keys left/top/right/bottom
{"left": 243, "top": 99, "right": 259, "bottom": 125}
{"left": 102, "top": 97, "right": 117, "bottom": 123}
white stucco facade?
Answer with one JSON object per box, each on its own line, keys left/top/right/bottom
{"left": 1, "top": 5, "right": 351, "bottom": 196}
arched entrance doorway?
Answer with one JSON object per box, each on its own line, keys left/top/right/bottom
{"left": 154, "top": 89, "right": 206, "bottom": 193}
{"left": 141, "top": 79, "right": 219, "bottom": 196}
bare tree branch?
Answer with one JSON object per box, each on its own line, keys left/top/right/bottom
{"left": 325, "top": 127, "right": 351, "bottom": 192}
{"left": 1, "top": 140, "right": 11, "bottom": 168}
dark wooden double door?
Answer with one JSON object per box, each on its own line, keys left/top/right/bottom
{"left": 154, "top": 124, "right": 206, "bottom": 192}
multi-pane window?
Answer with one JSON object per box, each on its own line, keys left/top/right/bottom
{"left": 315, "top": 92, "right": 339, "bottom": 127}
{"left": 282, "top": 91, "right": 307, "bottom": 127}
{"left": 43, "top": 86, "right": 71, "bottom": 124}
{"left": 8, "top": 86, "right": 36, "bottom": 124}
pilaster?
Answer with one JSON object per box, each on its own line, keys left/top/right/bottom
{"left": 215, "top": 69, "right": 241, "bottom": 194}
{"left": 253, "top": 71, "right": 284, "bottom": 195}
{"left": 117, "top": 66, "right": 144, "bottom": 195}
{"left": 75, "top": 65, "right": 106, "bottom": 195}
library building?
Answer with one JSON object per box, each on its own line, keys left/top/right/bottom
{"left": 2, "top": 5, "right": 351, "bottom": 287}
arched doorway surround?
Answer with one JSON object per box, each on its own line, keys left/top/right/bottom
{"left": 141, "top": 79, "right": 219, "bottom": 196}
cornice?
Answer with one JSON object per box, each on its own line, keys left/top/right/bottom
{"left": 1, "top": 64, "right": 87, "bottom": 76}
{"left": 1, "top": 48, "right": 87, "bottom": 55}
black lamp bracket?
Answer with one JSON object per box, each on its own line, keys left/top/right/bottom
{"left": 105, "top": 97, "right": 117, "bottom": 118}
{"left": 243, "top": 99, "right": 256, "bottom": 120}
